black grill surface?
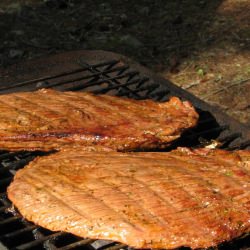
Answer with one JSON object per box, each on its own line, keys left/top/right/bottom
{"left": 0, "top": 50, "right": 249, "bottom": 250}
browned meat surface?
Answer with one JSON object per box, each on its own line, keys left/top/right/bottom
{"left": 7, "top": 147, "right": 250, "bottom": 249}
{"left": 0, "top": 89, "right": 198, "bottom": 151}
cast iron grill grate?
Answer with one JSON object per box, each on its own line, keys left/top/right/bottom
{"left": 0, "top": 59, "right": 166, "bottom": 100}
{"left": 0, "top": 50, "right": 249, "bottom": 249}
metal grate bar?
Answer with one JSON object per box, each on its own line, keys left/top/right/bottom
{"left": 0, "top": 152, "right": 24, "bottom": 161}
{"left": 15, "top": 232, "right": 66, "bottom": 250}
{"left": 0, "top": 60, "right": 120, "bottom": 92}
{"left": 93, "top": 77, "right": 150, "bottom": 94}
{"left": 0, "top": 217, "right": 20, "bottom": 225}
{"left": 136, "top": 83, "right": 161, "bottom": 94}
{"left": 0, "top": 167, "right": 11, "bottom": 174}
{"left": 229, "top": 140, "right": 250, "bottom": 150}
{"left": 79, "top": 59, "right": 141, "bottom": 99}
{"left": 104, "top": 244, "right": 128, "bottom": 250}
{"left": 39, "top": 65, "right": 131, "bottom": 89}
{"left": 58, "top": 239, "right": 95, "bottom": 250}
{"left": 1, "top": 225, "right": 37, "bottom": 239}
{"left": 217, "top": 133, "right": 242, "bottom": 147}
{"left": 89, "top": 60, "right": 120, "bottom": 70}
{"left": 0, "top": 177, "right": 12, "bottom": 187}
{"left": 196, "top": 117, "right": 217, "bottom": 125}
{"left": 58, "top": 70, "right": 141, "bottom": 91}
{"left": 185, "top": 126, "right": 228, "bottom": 139}
{"left": 0, "top": 68, "right": 90, "bottom": 91}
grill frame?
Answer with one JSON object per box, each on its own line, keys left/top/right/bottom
{"left": 0, "top": 50, "right": 249, "bottom": 250}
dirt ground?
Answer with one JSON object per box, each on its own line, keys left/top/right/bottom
{"left": 0, "top": 0, "right": 249, "bottom": 126}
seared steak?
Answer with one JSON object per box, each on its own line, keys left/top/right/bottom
{"left": 0, "top": 89, "right": 198, "bottom": 151}
{"left": 7, "top": 147, "right": 250, "bottom": 249}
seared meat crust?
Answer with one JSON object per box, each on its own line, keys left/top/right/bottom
{"left": 0, "top": 89, "right": 198, "bottom": 151}
{"left": 7, "top": 147, "right": 250, "bottom": 249}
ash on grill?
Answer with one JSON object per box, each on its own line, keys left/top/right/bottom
{"left": 0, "top": 50, "right": 249, "bottom": 250}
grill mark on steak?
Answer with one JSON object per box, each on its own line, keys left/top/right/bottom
{"left": 114, "top": 164, "right": 238, "bottom": 239}
{"left": 89, "top": 173, "right": 200, "bottom": 234}
{"left": 34, "top": 166, "right": 165, "bottom": 230}
{"left": 149, "top": 156, "right": 249, "bottom": 215}
{"left": 12, "top": 93, "right": 73, "bottom": 126}
{"left": 24, "top": 170, "right": 144, "bottom": 234}
{"left": 25, "top": 157, "right": 210, "bottom": 242}
{"left": 36, "top": 92, "right": 95, "bottom": 122}
{"left": 47, "top": 93, "right": 134, "bottom": 131}
{"left": 0, "top": 100, "right": 27, "bottom": 123}
{"left": 22, "top": 173, "right": 91, "bottom": 221}
{"left": 0, "top": 98, "right": 44, "bottom": 129}
{"left": 0, "top": 89, "right": 198, "bottom": 151}
{"left": 48, "top": 91, "right": 127, "bottom": 125}
{"left": 45, "top": 90, "right": 192, "bottom": 135}
{"left": 98, "top": 172, "right": 213, "bottom": 240}
{"left": 24, "top": 91, "right": 96, "bottom": 126}
{"left": 7, "top": 148, "right": 250, "bottom": 249}
{"left": 1, "top": 92, "right": 110, "bottom": 133}
{"left": 167, "top": 154, "right": 250, "bottom": 203}
{"left": 84, "top": 94, "right": 149, "bottom": 119}
{"left": 0, "top": 95, "right": 55, "bottom": 130}
{"left": 65, "top": 148, "right": 250, "bottom": 232}
{"left": 97, "top": 94, "right": 183, "bottom": 130}
{"left": 68, "top": 93, "right": 152, "bottom": 131}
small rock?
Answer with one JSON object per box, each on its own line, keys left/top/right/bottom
{"left": 121, "top": 13, "right": 127, "bottom": 20}
{"left": 43, "top": 0, "right": 69, "bottom": 9}
{"left": 10, "top": 30, "right": 24, "bottom": 36}
{"left": 99, "top": 3, "right": 111, "bottom": 11}
{"left": 6, "top": 3, "right": 22, "bottom": 14}
{"left": 120, "top": 13, "right": 128, "bottom": 26}
{"left": 36, "top": 81, "right": 49, "bottom": 88}
{"left": 9, "top": 49, "right": 24, "bottom": 59}
{"left": 138, "top": 6, "right": 150, "bottom": 15}
{"left": 120, "top": 35, "right": 143, "bottom": 48}
{"left": 95, "top": 34, "right": 108, "bottom": 43}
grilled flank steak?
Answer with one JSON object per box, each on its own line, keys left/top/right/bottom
{"left": 7, "top": 147, "right": 250, "bottom": 249}
{"left": 0, "top": 89, "right": 198, "bottom": 151}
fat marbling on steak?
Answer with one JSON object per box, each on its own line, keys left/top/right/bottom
{"left": 0, "top": 89, "right": 198, "bottom": 151}
{"left": 7, "top": 147, "right": 250, "bottom": 249}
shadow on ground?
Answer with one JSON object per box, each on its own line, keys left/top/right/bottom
{"left": 0, "top": 0, "right": 224, "bottom": 68}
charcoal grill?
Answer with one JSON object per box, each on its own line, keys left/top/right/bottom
{"left": 0, "top": 50, "right": 249, "bottom": 250}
